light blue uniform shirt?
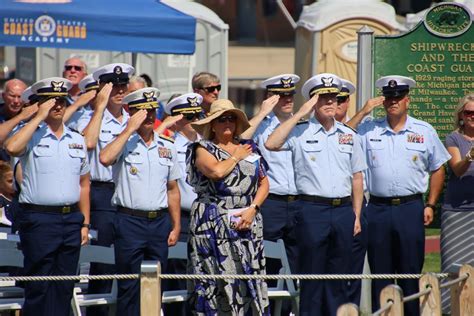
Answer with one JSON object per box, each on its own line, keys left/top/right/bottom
{"left": 358, "top": 115, "right": 451, "bottom": 197}
{"left": 174, "top": 132, "right": 198, "bottom": 211}
{"left": 67, "top": 105, "right": 93, "bottom": 133}
{"left": 253, "top": 114, "right": 297, "bottom": 195}
{"left": 78, "top": 108, "right": 129, "bottom": 182}
{"left": 281, "top": 117, "right": 367, "bottom": 197}
{"left": 19, "top": 125, "right": 90, "bottom": 205}
{"left": 112, "top": 132, "right": 181, "bottom": 211}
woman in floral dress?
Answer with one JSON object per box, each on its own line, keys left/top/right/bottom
{"left": 186, "top": 99, "right": 270, "bottom": 315}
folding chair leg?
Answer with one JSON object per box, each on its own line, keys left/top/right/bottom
{"left": 71, "top": 287, "right": 82, "bottom": 316}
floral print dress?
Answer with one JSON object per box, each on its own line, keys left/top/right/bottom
{"left": 186, "top": 139, "right": 269, "bottom": 316}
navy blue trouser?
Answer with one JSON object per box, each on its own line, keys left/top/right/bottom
{"left": 367, "top": 199, "right": 424, "bottom": 316}
{"left": 88, "top": 184, "right": 116, "bottom": 315}
{"left": 163, "top": 210, "right": 190, "bottom": 316}
{"left": 114, "top": 211, "right": 171, "bottom": 316}
{"left": 261, "top": 197, "right": 300, "bottom": 315}
{"left": 18, "top": 208, "right": 83, "bottom": 316}
{"left": 296, "top": 200, "right": 355, "bottom": 316}
{"left": 346, "top": 202, "right": 368, "bottom": 305}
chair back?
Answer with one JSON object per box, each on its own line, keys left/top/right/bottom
{"left": 263, "top": 239, "right": 297, "bottom": 293}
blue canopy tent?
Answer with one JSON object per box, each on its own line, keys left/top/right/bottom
{"left": 0, "top": 0, "right": 196, "bottom": 54}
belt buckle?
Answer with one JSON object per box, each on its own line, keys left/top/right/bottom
{"left": 332, "top": 199, "right": 341, "bottom": 206}
{"left": 288, "top": 195, "right": 296, "bottom": 202}
{"left": 62, "top": 206, "right": 71, "bottom": 214}
{"left": 148, "top": 211, "right": 158, "bottom": 219}
{"left": 391, "top": 198, "right": 401, "bottom": 206}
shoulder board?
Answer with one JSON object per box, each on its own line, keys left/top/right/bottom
{"left": 296, "top": 119, "right": 309, "bottom": 125}
{"left": 343, "top": 123, "right": 357, "bottom": 133}
{"left": 159, "top": 134, "right": 175, "bottom": 143}
{"left": 66, "top": 126, "right": 82, "bottom": 135}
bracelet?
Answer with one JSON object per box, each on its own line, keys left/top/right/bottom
{"left": 466, "top": 152, "right": 474, "bottom": 162}
{"left": 82, "top": 223, "right": 91, "bottom": 229}
{"left": 425, "top": 203, "right": 436, "bottom": 213}
{"left": 250, "top": 204, "right": 261, "bottom": 212}
{"left": 230, "top": 156, "right": 239, "bottom": 163}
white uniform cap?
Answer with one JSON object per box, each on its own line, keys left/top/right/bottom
{"left": 338, "top": 79, "right": 356, "bottom": 97}
{"left": 78, "top": 74, "right": 99, "bottom": 93}
{"left": 375, "top": 75, "right": 416, "bottom": 97}
{"left": 31, "top": 77, "right": 72, "bottom": 97}
{"left": 164, "top": 93, "right": 203, "bottom": 115}
{"left": 260, "top": 74, "right": 300, "bottom": 95}
{"left": 92, "top": 63, "right": 135, "bottom": 84}
{"left": 123, "top": 87, "right": 160, "bottom": 109}
{"left": 301, "top": 73, "right": 342, "bottom": 100}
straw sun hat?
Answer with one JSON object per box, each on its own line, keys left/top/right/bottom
{"left": 191, "top": 99, "right": 250, "bottom": 139}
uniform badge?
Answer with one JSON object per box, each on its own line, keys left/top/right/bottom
{"left": 310, "top": 156, "right": 316, "bottom": 161}
{"left": 322, "top": 77, "right": 334, "bottom": 87}
{"left": 338, "top": 133, "right": 353, "bottom": 145}
{"left": 130, "top": 166, "right": 138, "bottom": 175}
{"left": 187, "top": 97, "right": 198, "bottom": 107}
{"left": 412, "top": 155, "right": 418, "bottom": 162}
{"left": 281, "top": 77, "right": 292, "bottom": 88}
{"left": 143, "top": 91, "right": 155, "bottom": 102}
{"left": 51, "top": 81, "right": 64, "bottom": 92}
{"left": 407, "top": 133, "right": 424, "bottom": 143}
{"left": 158, "top": 147, "right": 172, "bottom": 159}
{"left": 388, "top": 80, "right": 397, "bottom": 88}
{"left": 114, "top": 66, "right": 122, "bottom": 75}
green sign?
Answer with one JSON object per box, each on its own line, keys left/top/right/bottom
{"left": 373, "top": 2, "right": 473, "bottom": 140}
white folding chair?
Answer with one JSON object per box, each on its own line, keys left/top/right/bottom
{"left": 71, "top": 245, "right": 117, "bottom": 316}
{"left": 162, "top": 241, "right": 188, "bottom": 304}
{"left": 0, "top": 247, "right": 24, "bottom": 311}
{"left": 264, "top": 239, "right": 299, "bottom": 316}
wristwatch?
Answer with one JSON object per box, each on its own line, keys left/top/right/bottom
{"left": 82, "top": 223, "right": 91, "bottom": 229}
{"left": 250, "top": 204, "right": 261, "bottom": 212}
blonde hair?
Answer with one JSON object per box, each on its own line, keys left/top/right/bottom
{"left": 192, "top": 72, "right": 220, "bottom": 90}
{"left": 454, "top": 93, "right": 474, "bottom": 133}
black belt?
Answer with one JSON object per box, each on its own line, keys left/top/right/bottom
{"left": 91, "top": 181, "right": 115, "bottom": 189}
{"left": 369, "top": 194, "right": 422, "bottom": 206}
{"left": 299, "top": 195, "right": 351, "bottom": 206}
{"left": 20, "top": 203, "right": 79, "bottom": 214}
{"left": 118, "top": 206, "right": 167, "bottom": 219}
{"left": 267, "top": 193, "right": 299, "bottom": 202}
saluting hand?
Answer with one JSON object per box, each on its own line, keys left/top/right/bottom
{"left": 94, "top": 83, "right": 113, "bottom": 111}
{"left": 232, "top": 144, "right": 252, "bottom": 161}
{"left": 298, "top": 94, "right": 319, "bottom": 117}
{"left": 126, "top": 109, "right": 147, "bottom": 133}
{"left": 75, "top": 89, "right": 97, "bottom": 107}
{"left": 36, "top": 99, "right": 57, "bottom": 121}
{"left": 362, "top": 96, "right": 385, "bottom": 114}
{"left": 18, "top": 103, "right": 39, "bottom": 121}
{"left": 156, "top": 114, "right": 183, "bottom": 131}
{"left": 259, "top": 95, "right": 280, "bottom": 116}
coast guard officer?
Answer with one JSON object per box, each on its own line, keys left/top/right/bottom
{"left": 162, "top": 93, "right": 202, "bottom": 316}
{"left": 266, "top": 73, "right": 366, "bottom": 316}
{"left": 241, "top": 74, "right": 300, "bottom": 314}
{"left": 100, "top": 87, "right": 181, "bottom": 316}
{"left": 335, "top": 79, "right": 355, "bottom": 123}
{"left": 358, "top": 75, "right": 450, "bottom": 315}
{"left": 65, "top": 74, "right": 98, "bottom": 133}
{"left": 5, "top": 77, "right": 90, "bottom": 316}
{"left": 79, "top": 63, "right": 134, "bottom": 314}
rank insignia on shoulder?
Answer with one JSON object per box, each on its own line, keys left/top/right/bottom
{"left": 159, "top": 134, "right": 175, "bottom": 143}
{"left": 343, "top": 123, "right": 357, "bottom": 133}
{"left": 158, "top": 147, "right": 172, "bottom": 159}
{"left": 338, "top": 133, "right": 353, "bottom": 145}
{"left": 412, "top": 155, "right": 418, "bottom": 162}
{"left": 68, "top": 143, "right": 84, "bottom": 150}
{"left": 296, "top": 119, "right": 309, "bottom": 125}
{"left": 407, "top": 133, "right": 424, "bottom": 143}
{"left": 130, "top": 166, "right": 138, "bottom": 175}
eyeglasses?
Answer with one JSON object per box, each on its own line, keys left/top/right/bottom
{"left": 336, "top": 96, "right": 349, "bottom": 104}
{"left": 64, "top": 65, "right": 83, "bottom": 71}
{"left": 202, "top": 85, "right": 221, "bottom": 93}
{"left": 463, "top": 110, "right": 474, "bottom": 117}
{"left": 216, "top": 115, "right": 236, "bottom": 123}
{"left": 183, "top": 113, "right": 201, "bottom": 121}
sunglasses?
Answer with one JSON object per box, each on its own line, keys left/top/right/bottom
{"left": 202, "top": 85, "right": 221, "bottom": 93}
{"left": 463, "top": 110, "right": 474, "bottom": 117}
{"left": 64, "top": 65, "right": 83, "bottom": 71}
{"left": 337, "top": 96, "right": 349, "bottom": 104}
{"left": 216, "top": 115, "right": 236, "bottom": 123}
{"left": 183, "top": 113, "right": 201, "bottom": 121}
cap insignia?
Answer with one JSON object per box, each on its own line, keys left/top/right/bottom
{"left": 388, "top": 80, "right": 397, "bottom": 88}
{"left": 114, "top": 66, "right": 123, "bottom": 75}
{"left": 322, "top": 77, "right": 333, "bottom": 87}
{"left": 51, "top": 81, "right": 64, "bottom": 92}
{"left": 187, "top": 96, "right": 198, "bottom": 107}
{"left": 280, "top": 78, "right": 292, "bottom": 88}
{"left": 143, "top": 91, "right": 155, "bottom": 102}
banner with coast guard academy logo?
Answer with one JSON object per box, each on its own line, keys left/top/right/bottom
{"left": 0, "top": 0, "right": 196, "bottom": 54}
